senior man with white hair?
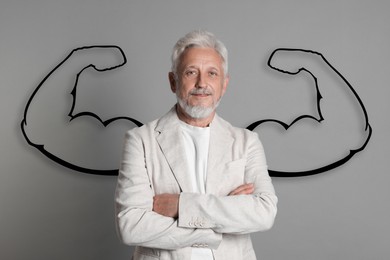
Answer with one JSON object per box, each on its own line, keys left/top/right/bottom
{"left": 115, "top": 30, "right": 277, "bottom": 260}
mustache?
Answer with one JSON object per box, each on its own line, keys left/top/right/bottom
{"left": 189, "top": 88, "right": 213, "bottom": 95}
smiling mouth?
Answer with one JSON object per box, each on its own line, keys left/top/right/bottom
{"left": 192, "top": 93, "right": 210, "bottom": 97}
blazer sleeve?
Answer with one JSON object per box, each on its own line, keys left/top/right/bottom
{"left": 178, "top": 131, "right": 278, "bottom": 234}
{"left": 115, "top": 130, "right": 222, "bottom": 250}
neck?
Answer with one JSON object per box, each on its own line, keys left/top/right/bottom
{"left": 176, "top": 104, "right": 215, "bottom": 127}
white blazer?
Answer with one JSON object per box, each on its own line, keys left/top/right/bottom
{"left": 115, "top": 106, "right": 277, "bottom": 260}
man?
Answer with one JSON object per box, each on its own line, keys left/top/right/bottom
{"left": 115, "top": 30, "right": 277, "bottom": 260}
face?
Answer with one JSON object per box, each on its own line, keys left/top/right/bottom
{"left": 169, "top": 47, "right": 229, "bottom": 119}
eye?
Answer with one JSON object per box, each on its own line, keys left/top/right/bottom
{"left": 209, "top": 71, "right": 218, "bottom": 77}
{"left": 184, "top": 70, "right": 198, "bottom": 78}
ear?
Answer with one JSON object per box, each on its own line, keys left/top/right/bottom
{"left": 169, "top": 72, "right": 177, "bottom": 93}
{"left": 221, "top": 75, "right": 229, "bottom": 96}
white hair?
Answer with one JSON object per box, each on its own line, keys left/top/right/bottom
{"left": 171, "top": 30, "right": 228, "bottom": 76}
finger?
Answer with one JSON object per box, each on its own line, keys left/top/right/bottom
{"left": 240, "top": 186, "right": 255, "bottom": 195}
{"left": 229, "top": 184, "right": 249, "bottom": 195}
{"left": 229, "top": 183, "right": 254, "bottom": 195}
{"left": 234, "top": 186, "right": 254, "bottom": 195}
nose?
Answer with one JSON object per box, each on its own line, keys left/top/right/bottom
{"left": 196, "top": 72, "right": 207, "bottom": 88}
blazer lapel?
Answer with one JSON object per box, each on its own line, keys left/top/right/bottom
{"left": 155, "top": 107, "right": 193, "bottom": 192}
{"left": 205, "top": 115, "right": 234, "bottom": 194}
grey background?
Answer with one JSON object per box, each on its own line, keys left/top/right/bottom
{"left": 1, "top": 0, "right": 389, "bottom": 259}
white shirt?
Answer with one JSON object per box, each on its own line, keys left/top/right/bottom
{"left": 180, "top": 121, "right": 214, "bottom": 260}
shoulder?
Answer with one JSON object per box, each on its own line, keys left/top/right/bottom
{"left": 214, "top": 114, "right": 259, "bottom": 141}
{"left": 215, "top": 116, "right": 267, "bottom": 161}
{"left": 125, "top": 118, "right": 158, "bottom": 139}
{"left": 125, "top": 106, "right": 177, "bottom": 139}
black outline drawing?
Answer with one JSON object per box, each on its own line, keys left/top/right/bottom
{"left": 21, "top": 45, "right": 143, "bottom": 176}
{"left": 21, "top": 46, "right": 372, "bottom": 177}
{"left": 247, "top": 48, "right": 372, "bottom": 177}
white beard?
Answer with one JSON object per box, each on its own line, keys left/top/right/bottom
{"left": 177, "top": 96, "right": 220, "bottom": 119}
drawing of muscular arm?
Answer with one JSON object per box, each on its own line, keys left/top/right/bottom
{"left": 248, "top": 49, "right": 372, "bottom": 177}
{"left": 21, "top": 46, "right": 142, "bottom": 175}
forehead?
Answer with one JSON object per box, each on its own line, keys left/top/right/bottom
{"left": 179, "top": 47, "right": 223, "bottom": 69}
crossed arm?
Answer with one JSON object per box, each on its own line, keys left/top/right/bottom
{"left": 116, "top": 130, "right": 277, "bottom": 250}
{"left": 153, "top": 183, "right": 255, "bottom": 218}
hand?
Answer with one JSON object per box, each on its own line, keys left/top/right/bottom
{"left": 228, "top": 183, "right": 254, "bottom": 196}
{"left": 153, "top": 193, "right": 179, "bottom": 218}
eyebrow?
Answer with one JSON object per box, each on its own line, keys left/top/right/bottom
{"left": 184, "top": 65, "right": 220, "bottom": 71}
